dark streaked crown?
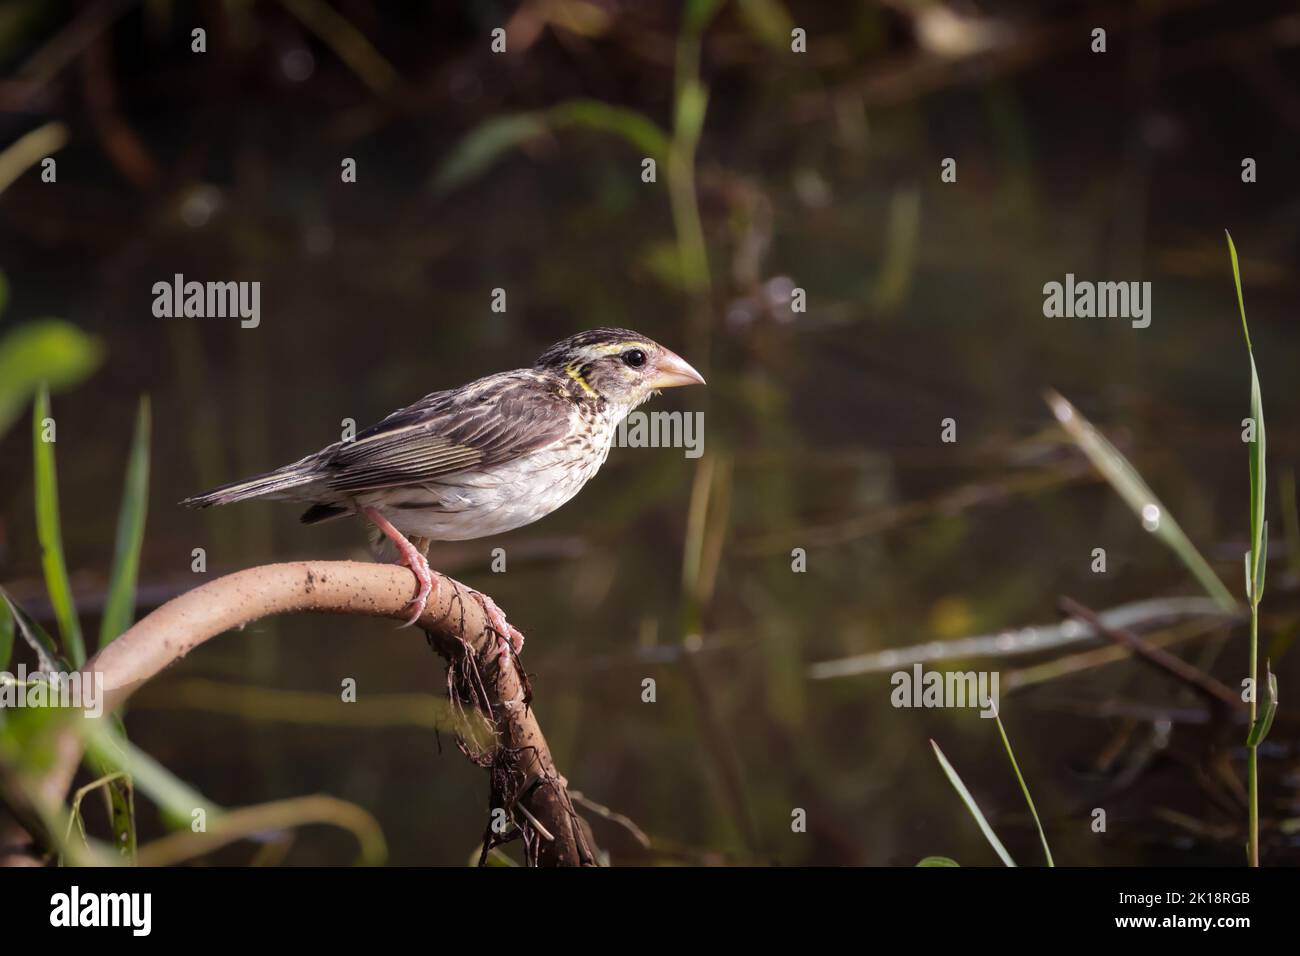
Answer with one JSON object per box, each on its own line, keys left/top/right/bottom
{"left": 532, "top": 328, "right": 650, "bottom": 370}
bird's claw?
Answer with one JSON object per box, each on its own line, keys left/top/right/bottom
{"left": 397, "top": 547, "right": 437, "bottom": 628}
{"left": 472, "top": 590, "right": 525, "bottom": 664}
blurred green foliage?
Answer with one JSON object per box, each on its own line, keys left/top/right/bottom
{"left": 0, "top": 271, "right": 103, "bottom": 440}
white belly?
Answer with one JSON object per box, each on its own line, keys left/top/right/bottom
{"left": 359, "top": 427, "right": 615, "bottom": 541}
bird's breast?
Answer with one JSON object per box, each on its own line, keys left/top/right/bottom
{"left": 362, "top": 405, "right": 621, "bottom": 541}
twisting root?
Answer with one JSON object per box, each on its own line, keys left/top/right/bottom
{"left": 1, "top": 560, "right": 597, "bottom": 868}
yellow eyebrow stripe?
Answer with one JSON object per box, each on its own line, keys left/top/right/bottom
{"left": 565, "top": 363, "right": 597, "bottom": 396}
{"left": 591, "top": 341, "right": 650, "bottom": 355}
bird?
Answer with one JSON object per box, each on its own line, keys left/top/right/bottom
{"left": 181, "top": 328, "right": 706, "bottom": 659}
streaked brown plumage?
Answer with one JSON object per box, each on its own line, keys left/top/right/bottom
{"left": 182, "top": 328, "right": 706, "bottom": 653}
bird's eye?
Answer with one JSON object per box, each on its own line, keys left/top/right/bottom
{"left": 622, "top": 348, "right": 647, "bottom": 369}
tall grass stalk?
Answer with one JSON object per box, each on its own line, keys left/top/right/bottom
{"left": 994, "top": 712, "right": 1054, "bottom": 866}
{"left": 1227, "top": 231, "right": 1273, "bottom": 867}
{"left": 99, "top": 397, "right": 151, "bottom": 648}
{"left": 32, "top": 386, "right": 84, "bottom": 666}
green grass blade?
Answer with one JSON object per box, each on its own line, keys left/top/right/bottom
{"left": 1246, "top": 662, "right": 1278, "bottom": 747}
{"left": 930, "top": 739, "right": 1016, "bottom": 867}
{"left": 99, "top": 397, "right": 151, "bottom": 648}
{"left": 83, "top": 758, "right": 137, "bottom": 863}
{"left": 1247, "top": 358, "right": 1266, "bottom": 601}
{"left": 430, "top": 113, "right": 549, "bottom": 195}
{"left": 1254, "top": 521, "right": 1268, "bottom": 605}
{"left": 994, "top": 712, "right": 1054, "bottom": 866}
{"left": 32, "top": 385, "right": 84, "bottom": 666}
{"left": 1044, "top": 389, "right": 1237, "bottom": 611}
{"left": 547, "top": 99, "right": 671, "bottom": 159}
{"left": 1229, "top": 231, "right": 1267, "bottom": 868}
{"left": 1227, "top": 231, "right": 1266, "bottom": 603}
{"left": 1226, "top": 230, "right": 1252, "bottom": 349}
{"left": 431, "top": 101, "right": 670, "bottom": 195}
{"left": 84, "top": 720, "right": 221, "bottom": 830}
{"left": 0, "top": 588, "right": 67, "bottom": 672}
{"left": 916, "top": 855, "right": 960, "bottom": 867}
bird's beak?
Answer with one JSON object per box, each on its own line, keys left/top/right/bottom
{"left": 650, "top": 349, "right": 706, "bottom": 388}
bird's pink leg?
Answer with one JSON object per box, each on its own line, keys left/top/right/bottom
{"left": 363, "top": 506, "right": 436, "bottom": 627}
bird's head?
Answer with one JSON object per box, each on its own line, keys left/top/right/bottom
{"left": 534, "top": 328, "right": 705, "bottom": 408}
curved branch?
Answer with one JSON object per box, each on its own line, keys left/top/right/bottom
{"left": 6, "top": 560, "right": 596, "bottom": 867}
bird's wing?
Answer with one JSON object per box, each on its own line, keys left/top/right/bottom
{"left": 319, "top": 370, "right": 574, "bottom": 494}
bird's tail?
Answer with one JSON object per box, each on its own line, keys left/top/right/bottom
{"left": 181, "top": 455, "right": 321, "bottom": 508}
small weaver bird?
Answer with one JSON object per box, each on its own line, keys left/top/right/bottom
{"left": 182, "top": 328, "right": 706, "bottom": 658}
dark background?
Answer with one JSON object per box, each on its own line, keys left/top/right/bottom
{"left": 1, "top": 0, "right": 1298, "bottom": 865}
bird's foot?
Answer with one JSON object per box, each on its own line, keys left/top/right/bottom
{"left": 471, "top": 590, "right": 525, "bottom": 664}
{"left": 363, "top": 506, "right": 438, "bottom": 626}
{"left": 397, "top": 549, "right": 437, "bottom": 627}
